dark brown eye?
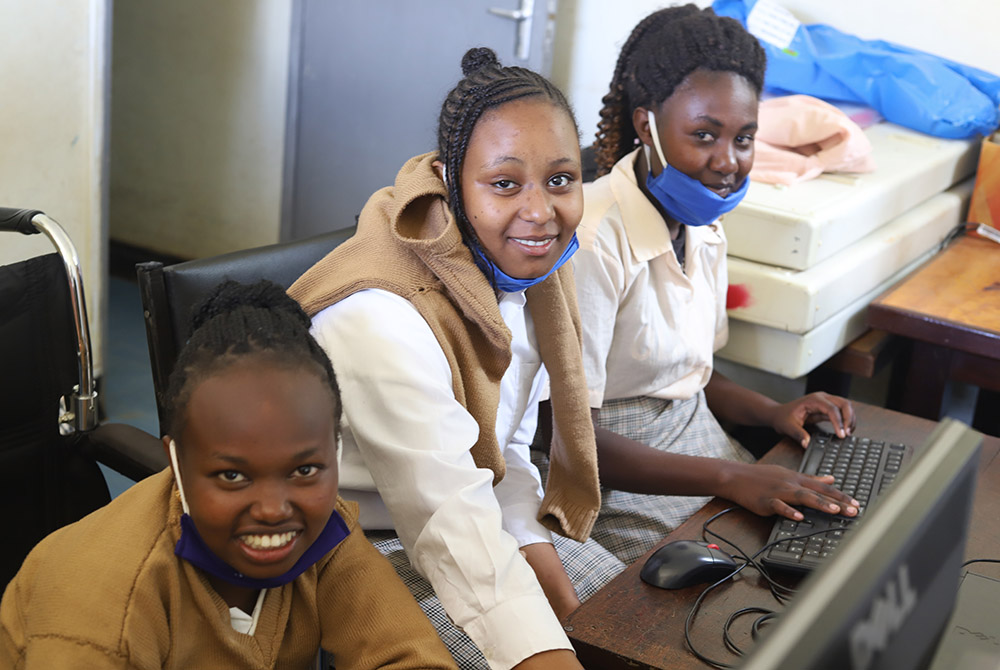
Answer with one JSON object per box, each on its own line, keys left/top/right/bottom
{"left": 217, "top": 470, "right": 246, "bottom": 483}
{"left": 294, "top": 465, "right": 320, "bottom": 478}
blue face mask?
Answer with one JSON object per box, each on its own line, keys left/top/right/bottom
{"left": 169, "top": 440, "right": 349, "bottom": 590}
{"left": 643, "top": 112, "right": 749, "bottom": 227}
{"left": 471, "top": 233, "right": 580, "bottom": 293}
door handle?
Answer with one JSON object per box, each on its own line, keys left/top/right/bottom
{"left": 488, "top": 0, "right": 535, "bottom": 61}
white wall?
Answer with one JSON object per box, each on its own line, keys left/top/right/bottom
{"left": 109, "top": 0, "right": 292, "bottom": 259}
{"left": 0, "top": 0, "right": 110, "bottom": 374}
{"left": 553, "top": 0, "right": 1000, "bottom": 142}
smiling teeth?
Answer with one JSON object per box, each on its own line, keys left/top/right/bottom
{"left": 242, "top": 531, "right": 297, "bottom": 550}
{"left": 514, "top": 238, "right": 550, "bottom": 246}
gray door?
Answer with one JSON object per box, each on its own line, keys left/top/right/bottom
{"left": 283, "top": 0, "right": 557, "bottom": 240}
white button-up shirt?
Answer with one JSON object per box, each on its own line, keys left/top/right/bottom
{"left": 311, "top": 288, "right": 569, "bottom": 670}
{"left": 574, "top": 149, "right": 730, "bottom": 408}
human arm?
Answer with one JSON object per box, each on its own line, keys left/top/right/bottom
{"left": 313, "top": 291, "right": 575, "bottom": 670}
{"left": 703, "top": 370, "right": 856, "bottom": 448}
{"left": 520, "top": 542, "right": 580, "bottom": 620}
{"left": 491, "top": 357, "right": 581, "bottom": 622}
{"left": 592, "top": 408, "right": 858, "bottom": 521}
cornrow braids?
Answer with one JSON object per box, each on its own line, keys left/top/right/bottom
{"left": 594, "top": 4, "right": 766, "bottom": 176}
{"left": 437, "top": 47, "right": 578, "bottom": 284}
{"left": 163, "top": 279, "right": 340, "bottom": 440}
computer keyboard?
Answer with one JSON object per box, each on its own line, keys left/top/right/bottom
{"left": 761, "top": 432, "right": 914, "bottom": 573}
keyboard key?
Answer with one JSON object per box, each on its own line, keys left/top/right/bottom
{"left": 768, "top": 549, "right": 802, "bottom": 563}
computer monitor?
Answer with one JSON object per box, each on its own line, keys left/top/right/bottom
{"left": 740, "top": 418, "right": 983, "bottom": 670}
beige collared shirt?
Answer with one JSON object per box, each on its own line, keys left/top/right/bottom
{"left": 311, "top": 288, "right": 568, "bottom": 670}
{"left": 574, "top": 148, "right": 729, "bottom": 408}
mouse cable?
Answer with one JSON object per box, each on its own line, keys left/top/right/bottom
{"left": 751, "top": 611, "right": 780, "bottom": 638}
{"left": 699, "top": 507, "right": 791, "bottom": 601}
{"left": 682, "top": 540, "right": 788, "bottom": 667}
{"left": 961, "top": 558, "right": 1000, "bottom": 569}
{"left": 699, "top": 508, "right": 799, "bottom": 604}
{"left": 723, "top": 607, "right": 775, "bottom": 657}
{"left": 707, "top": 515, "right": 859, "bottom": 604}
{"left": 688, "top": 511, "right": 850, "bottom": 667}
{"left": 683, "top": 508, "right": 782, "bottom": 668}
{"left": 687, "top": 510, "right": 860, "bottom": 667}
{"left": 683, "top": 557, "right": 757, "bottom": 669}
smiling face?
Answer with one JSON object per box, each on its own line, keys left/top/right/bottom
{"left": 458, "top": 97, "right": 583, "bottom": 280}
{"left": 637, "top": 69, "right": 758, "bottom": 198}
{"left": 169, "top": 357, "right": 339, "bottom": 585}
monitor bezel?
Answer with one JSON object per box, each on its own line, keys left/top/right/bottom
{"left": 740, "top": 418, "right": 983, "bottom": 670}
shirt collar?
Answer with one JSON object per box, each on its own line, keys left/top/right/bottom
{"left": 609, "top": 148, "right": 724, "bottom": 264}
{"left": 498, "top": 289, "right": 527, "bottom": 308}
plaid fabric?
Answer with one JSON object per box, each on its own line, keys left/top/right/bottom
{"left": 589, "top": 391, "right": 755, "bottom": 564}
{"left": 533, "top": 392, "right": 755, "bottom": 565}
{"left": 365, "top": 531, "right": 624, "bottom": 670}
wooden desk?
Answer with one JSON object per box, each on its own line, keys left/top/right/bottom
{"left": 564, "top": 403, "right": 1000, "bottom": 670}
{"left": 867, "top": 232, "right": 1000, "bottom": 435}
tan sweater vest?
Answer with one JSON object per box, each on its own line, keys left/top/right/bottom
{"left": 0, "top": 469, "right": 456, "bottom": 669}
{"left": 289, "top": 152, "right": 600, "bottom": 541}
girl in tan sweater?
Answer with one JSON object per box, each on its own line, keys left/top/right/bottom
{"left": 1, "top": 280, "right": 456, "bottom": 669}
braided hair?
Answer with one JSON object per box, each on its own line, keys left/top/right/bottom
{"left": 163, "top": 279, "right": 340, "bottom": 440}
{"left": 437, "top": 47, "right": 577, "bottom": 277}
{"left": 593, "top": 4, "right": 766, "bottom": 176}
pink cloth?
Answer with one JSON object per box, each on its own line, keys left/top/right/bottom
{"left": 751, "top": 95, "right": 876, "bottom": 186}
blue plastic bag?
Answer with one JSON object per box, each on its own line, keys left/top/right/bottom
{"left": 713, "top": 0, "right": 1000, "bottom": 138}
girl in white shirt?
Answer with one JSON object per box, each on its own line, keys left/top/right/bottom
{"left": 568, "top": 5, "right": 861, "bottom": 564}
{"left": 291, "top": 48, "right": 622, "bottom": 670}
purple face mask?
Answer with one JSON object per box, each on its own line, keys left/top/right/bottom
{"left": 169, "top": 440, "right": 349, "bottom": 589}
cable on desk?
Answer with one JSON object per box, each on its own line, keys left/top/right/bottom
{"left": 684, "top": 507, "right": 849, "bottom": 667}
{"left": 723, "top": 607, "right": 774, "bottom": 657}
{"left": 685, "top": 511, "right": 999, "bottom": 667}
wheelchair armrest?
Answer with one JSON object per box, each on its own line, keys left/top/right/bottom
{"left": 84, "top": 423, "right": 169, "bottom": 482}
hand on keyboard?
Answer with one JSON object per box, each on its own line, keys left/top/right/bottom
{"left": 719, "top": 462, "right": 860, "bottom": 522}
{"left": 766, "top": 392, "right": 857, "bottom": 448}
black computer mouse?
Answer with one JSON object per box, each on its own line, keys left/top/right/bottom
{"left": 640, "top": 540, "right": 739, "bottom": 589}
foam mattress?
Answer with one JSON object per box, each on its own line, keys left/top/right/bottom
{"left": 723, "top": 122, "right": 979, "bottom": 270}
{"left": 726, "top": 179, "right": 973, "bottom": 334}
{"left": 716, "top": 246, "right": 940, "bottom": 379}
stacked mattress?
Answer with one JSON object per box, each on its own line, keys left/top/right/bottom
{"left": 717, "top": 122, "right": 979, "bottom": 378}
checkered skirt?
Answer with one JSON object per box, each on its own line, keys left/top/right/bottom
{"left": 365, "top": 528, "right": 624, "bottom": 669}
{"left": 587, "top": 391, "right": 755, "bottom": 564}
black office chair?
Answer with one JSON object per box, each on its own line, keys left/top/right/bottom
{"left": 136, "top": 227, "right": 356, "bottom": 436}
{"left": 1, "top": 208, "right": 166, "bottom": 591}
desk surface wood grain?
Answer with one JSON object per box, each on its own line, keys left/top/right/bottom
{"left": 564, "top": 403, "right": 1000, "bottom": 670}
{"left": 868, "top": 234, "right": 1000, "bottom": 359}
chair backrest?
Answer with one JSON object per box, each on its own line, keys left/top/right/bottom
{"left": 137, "top": 227, "right": 355, "bottom": 436}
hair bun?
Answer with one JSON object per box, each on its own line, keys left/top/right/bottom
{"left": 461, "top": 47, "right": 500, "bottom": 76}
{"left": 190, "top": 279, "right": 309, "bottom": 333}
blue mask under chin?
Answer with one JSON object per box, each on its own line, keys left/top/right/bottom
{"left": 471, "top": 233, "right": 580, "bottom": 293}
{"left": 644, "top": 111, "right": 749, "bottom": 227}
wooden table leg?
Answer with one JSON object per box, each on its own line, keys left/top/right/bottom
{"left": 897, "top": 341, "right": 952, "bottom": 421}
{"left": 973, "top": 388, "right": 1000, "bottom": 438}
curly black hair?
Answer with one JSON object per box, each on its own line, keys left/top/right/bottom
{"left": 437, "top": 47, "right": 577, "bottom": 282}
{"left": 593, "top": 4, "right": 766, "bottom": 176}
{"left": 163, "top": 279, "right": 340, "bottom": 439}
